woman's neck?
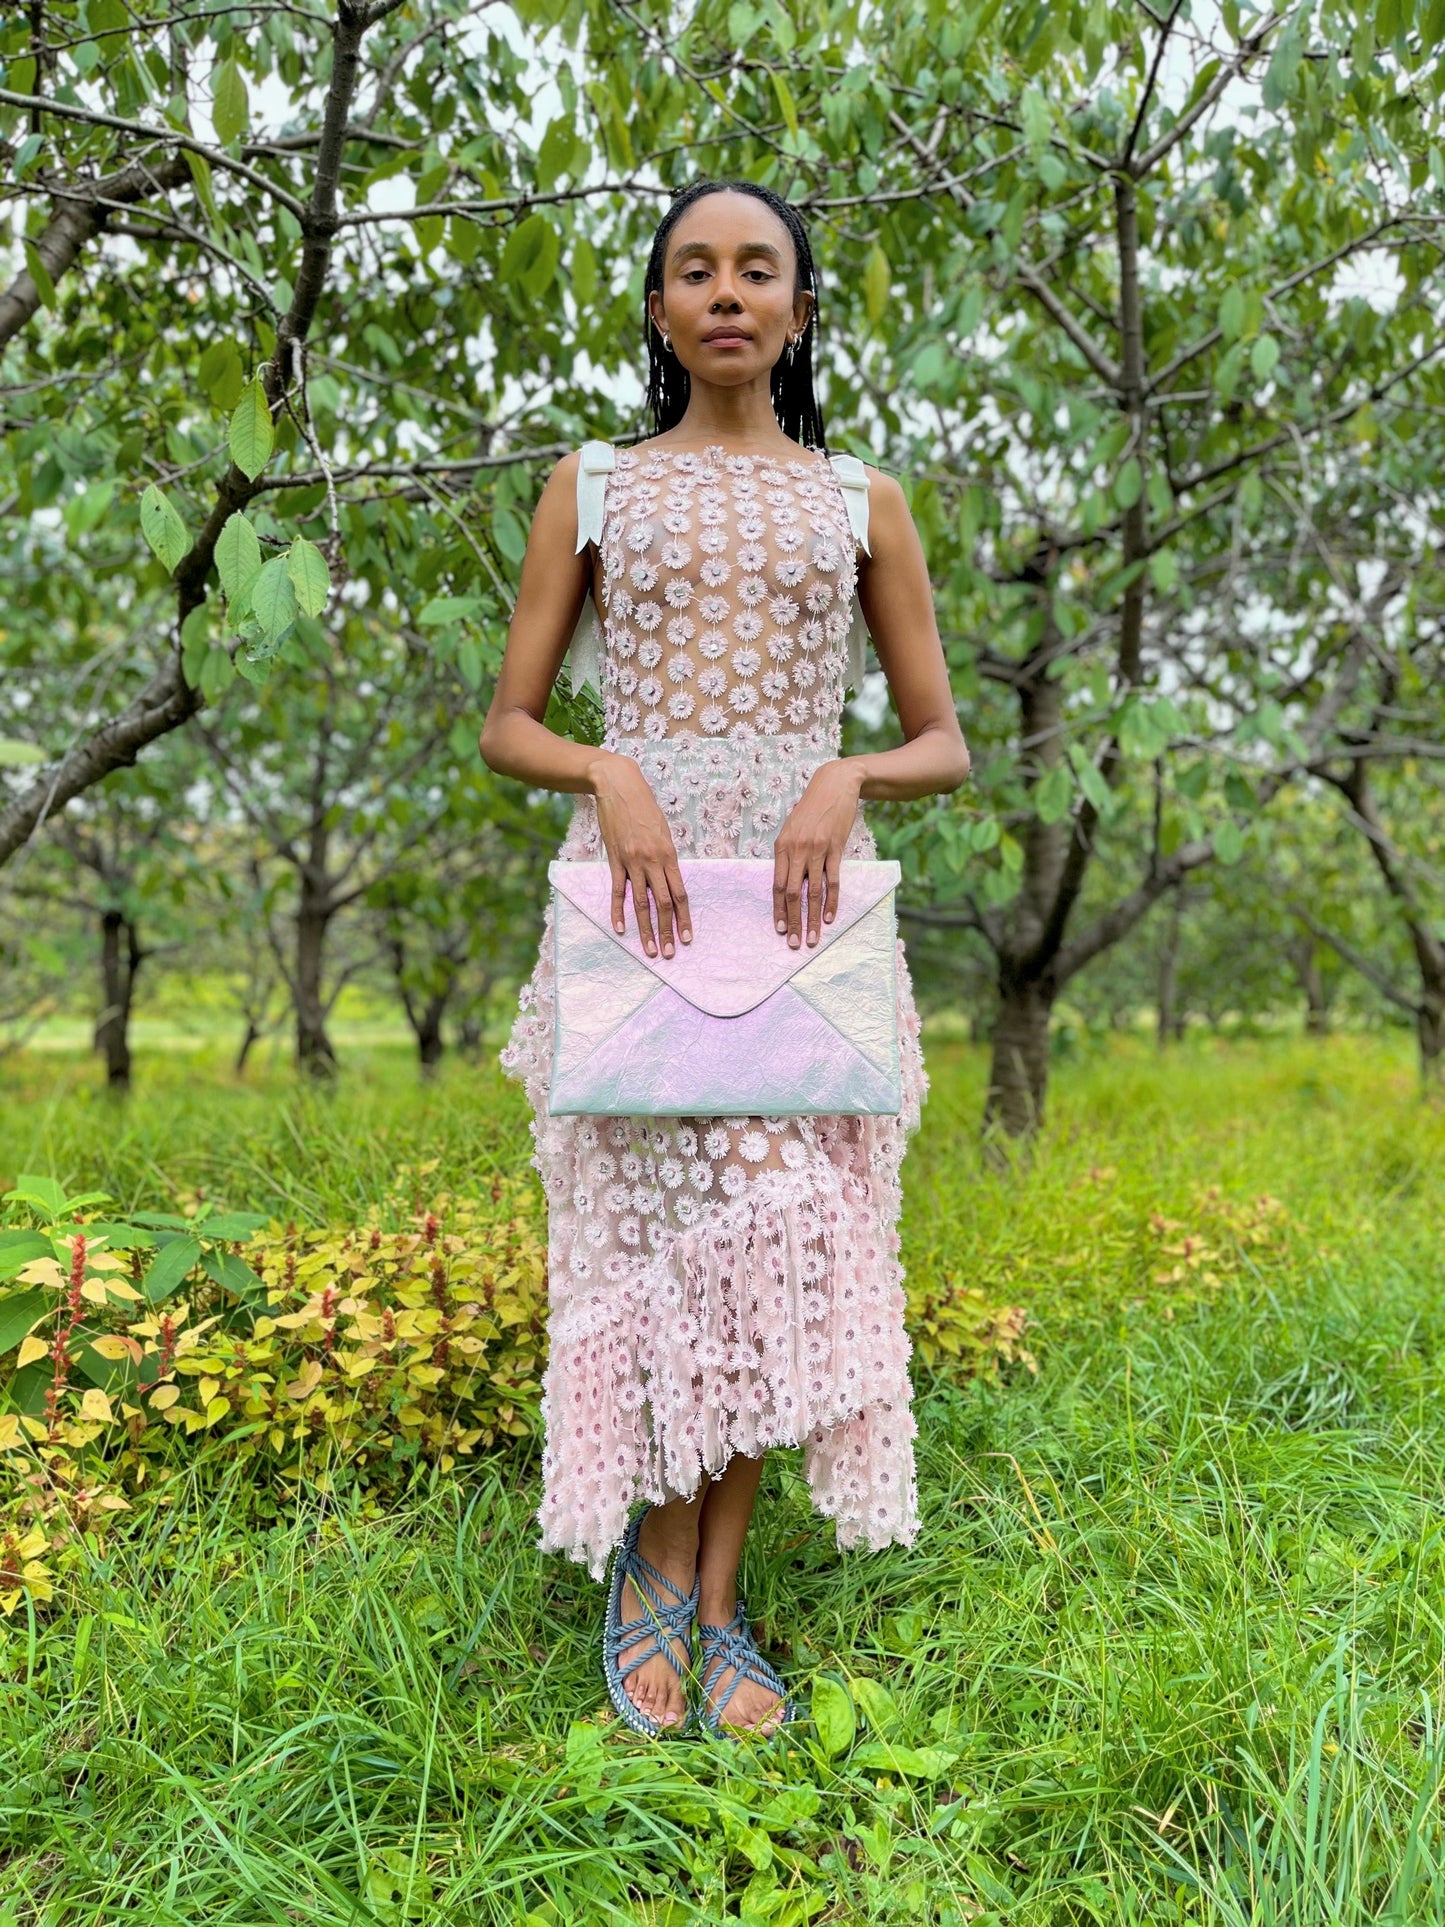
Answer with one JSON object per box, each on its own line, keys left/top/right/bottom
{"left": 651, "top": 379, "right": 798, "bottom": 454}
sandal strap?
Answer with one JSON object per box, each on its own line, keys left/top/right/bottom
{"left": 607, "top": 1513, "right": 699, "bottom": 1686}
{"left": 697, "top": 1601, "right": 787, "bottom": 1723}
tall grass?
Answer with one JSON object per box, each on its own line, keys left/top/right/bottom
{"left": 2, "top": 1032, "right": 1443, "bottom": 1923}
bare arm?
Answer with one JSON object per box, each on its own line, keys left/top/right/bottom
{"left": 478, "top": 452, "right": 694, "bottom": 960}
{"left": 773, "top": 465, "right": 970, "bottom": 945}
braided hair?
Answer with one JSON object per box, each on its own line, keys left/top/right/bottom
{"left": 642, "top": 179, "right": 828, "bottom": 451}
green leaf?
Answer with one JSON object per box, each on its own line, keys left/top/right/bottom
{"left": 1148, "top": 549, "right": 1179, "bottom": 592}
{"left": 850, "top": 1676, "right": 902, "bottom": 1737}
{"left": 0, "top": 738, "right": 45, "bottom": 767}
{"left": 212, "top": 57, "right": 249, "bottom": 144}
{"left": 850, "top": 1741, "right": 959, "bottom": 1779}
{"left": 1034, "top": 764, "right": 1073, "bottom": 825}
{"left": 864, "top": 243, "right": 891, "bottom": 326}
{"left": 1218, "top": 286, "right": 1245, "bottom": 342}
{"left": 140, "top": 485, "right": 189, "bottom": 573}
{"left": 140, "top": 1237, "right": 201, "bottom": 1304}
{"left": 1250, "top": 333, "right": 1280, "bottom": 381}
{"left": 199, "top": 338, "right": 245, "bottom": 410}
{"left": 811, "top": 1676, "right": 856, "bottom": 1756}
{"left": 492, "top": 505, "right": 527, "bottom": 565}
{"left": 771, "top": 69, "right": 799, "bottom": 139}
{"left": 1112, "top": 458, "right": 1142, "bottom": 510}
{"left": 215, "top": 512, "right": 263, "bottom": 599}
{"left": 418, "top": 595, "right": 487, "bottom": 626}
{"left": 499, "top": 213, "right": 561, "bottom": 300}
{"left": 0, "top": 1231, "right": 51, "bottom": 1280}
{"left": 228, "top": 380, "right": 274, "bottom": 481}
{"left": 1215, "top": 819, "right": 1245, "bottom": 866}
{"left": 0, "top": 1290, "right": 49, "bottom": 1355}
{"left": 4, "top": 1175, "right": 71, "bottom": 1221}
{"left": 63, "top": 477, "right": 114, "bottom": 540}
{"left": 285, "top": 537, "right": 331, "bottom": 616}
{"left": 535, "top": 117, "right": 576, "bottom": 193}
{"left": 1020, "top": 86, "right": 1050, "bottom": 151}
{"left": 250, "top": 556, "right": 298, "bottom": 644}
{"left": 193, "top": 1212, "right": 269, "bottom": 1239}
{"left": 22, "top": 239, "right": 56, "bottom": 311}
{"left": 201, "top": 1248, "right": 266, "bottom": 1301}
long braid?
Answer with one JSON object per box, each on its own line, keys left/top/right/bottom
{"left": 642, "top": 180, "right": 828, "bottom": 451}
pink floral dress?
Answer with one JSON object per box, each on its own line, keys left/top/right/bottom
{"left": 501, "top": 440, "right": 929, "bottom": 1581}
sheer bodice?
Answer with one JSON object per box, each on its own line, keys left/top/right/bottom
{"left": 595, "top": 442, "right": 859, "bottom": 752}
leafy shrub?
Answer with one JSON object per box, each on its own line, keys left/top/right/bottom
{"left": 1, "top": 1159, "right": 1035, "bottom": 1616}
{"left": 0, "top": 1167, "right": 547, "bottom": 1609}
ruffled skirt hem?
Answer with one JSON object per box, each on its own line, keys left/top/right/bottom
{"left": 533, "top": 1163, "right": 921, "bottom": 1581}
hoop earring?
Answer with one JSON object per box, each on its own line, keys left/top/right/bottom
{"left": 786, "top": 335, "right": 797, "bottom": 366}
{"left": 661, "top": 330, "right": 672, "bottom": 353}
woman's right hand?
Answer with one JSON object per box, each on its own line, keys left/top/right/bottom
{"left": 586, "top": 752, "right": 692, "bottom": 959}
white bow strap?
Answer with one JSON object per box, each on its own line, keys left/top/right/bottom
{"left": 574, "top": 438, "right": 616, "bottom": 555}
{"left": 827, "top": 450, "right": 872, "bottom": 557}
{"left": 565, "top": 440, "right": 616, "bottom": 700}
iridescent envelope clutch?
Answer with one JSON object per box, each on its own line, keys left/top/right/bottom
{"left": 547, "top": 857, "right": 902, "bottom": 1116}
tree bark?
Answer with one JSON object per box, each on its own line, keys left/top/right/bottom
{"left": 1285, "top": 936, "right": 1331, "bottom": 1037}
{"left": 235, "top": 1019, "right": 262, "bottom": 1077}
{"left": 1156, "top": 891, "right": 1183, "bottom": 1048}
{"left": 1421, "top": 998, "right": 1444, "bottom": 1084}
{"left": 294, "top": 884, "right": 337, "bottom": 1077}
{"left": 94, "top": 909, "right": 142, "bottom": 1089}
{"left": 984, "top": 975, "right": 1055, "bottom": 1137}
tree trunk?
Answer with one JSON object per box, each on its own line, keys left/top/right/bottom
{"left": 1285, "top": 936, "right": 1330, "bottom": 1037}
{"left": 1156, "top": 893, "right": 1182, "bottom": 1049}
{"left": 984, "top": 978, "right": 1054, "bottom": 1138}
{"left": 94, "top": 909, "right": 141, "bottom": 1090}
{"left": 235, "top": 1019, "right": 261, "bottom": 1076}
{"left": 414, "top": 993, "right": 449, "bottom": 1075}
{"left": 1421, "top": 996, "right": 1443, "bottom": 1085}
{"left": 294, "top": 885, "right": 337, "bottom": 1077}
{"left": 458, "top": 1013, "right": 483, "bottom": 1057}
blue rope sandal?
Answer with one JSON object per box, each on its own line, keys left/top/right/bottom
{"left": 696, "top": 1598, "right": 797, "bottom": 1738}
{"left": 603, "top": 1505, "right": 700, "bottom": 1739}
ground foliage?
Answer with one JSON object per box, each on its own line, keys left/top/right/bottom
{"left": 2, "top": 1035, "right": 1444, "bottom": 1920}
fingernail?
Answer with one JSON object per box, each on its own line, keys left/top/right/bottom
{"left": 615, "top": 921, "right": 624, "bottom": 932}
{"left": 776, "top": 920, "right": 786, "bottom": 932}
{"left": 682, "top": 931, "right": 692, "bottom": 944}
{"left": 663, "top": 943, "right": 673, "bottom": 957}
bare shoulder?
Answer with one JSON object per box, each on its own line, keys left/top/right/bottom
{"left": 855, "top": 463, "right": 912, "bottom": 552}
{"left": 858, "top": 461, "right": 906, "bottom": 507}
{"left": 527, "top": 448, "right": 583, "bottom": 542}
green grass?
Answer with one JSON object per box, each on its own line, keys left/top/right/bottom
{"left": 2, "top": 1033, "right": 1444, "bottom": 1924}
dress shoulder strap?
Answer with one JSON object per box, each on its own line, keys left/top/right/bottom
{"left": 565, "top": 440, "right": 614, "bottom": 701}
{"left": 827, "top": 450, "right": 872, "bottom": 557}
{"left": 574, "top": 439, "right": 616, "bottom": 554}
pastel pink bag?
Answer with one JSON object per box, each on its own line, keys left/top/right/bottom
{"left": 547, "top": 857, "right": 902, "bottom": 1117}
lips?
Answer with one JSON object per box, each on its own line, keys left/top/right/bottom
{"left": 703, "top": 330, "right": 750, "bottom": 343}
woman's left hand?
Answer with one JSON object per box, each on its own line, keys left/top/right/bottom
{"left": 772, "top": 759, "right": 864, "bottom": 949}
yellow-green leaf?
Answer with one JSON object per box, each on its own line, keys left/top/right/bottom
{"left": 771, "top": 70, "right": 799, "bottom": 139}
{"left": 228, "top": 380, "right": 273, "bottom": 481}
{"left": 864, "top": 243, "right": 891, "bottom": 327}
{"left": 215, "top": 512, "right": 263, "bottom": 599}
{"left": 285, "top": 537, "right": 330, "bottom": 616}
{"left": 140, "top": 485, "right": 190, "bottom": 573}
{"left": 212, "top": 58, "right": 249, "bottom": 144}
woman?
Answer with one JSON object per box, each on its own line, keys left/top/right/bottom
{"left": 481, "top": 179, "right": 968, "bottom": 1740}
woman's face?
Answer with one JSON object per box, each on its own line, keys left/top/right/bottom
{"left": 647, "top": 192, "right": 814, "bottom": 388}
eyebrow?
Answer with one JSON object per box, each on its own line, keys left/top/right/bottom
{"left": 670, "top": 239, "right": 784, "bottom": 266}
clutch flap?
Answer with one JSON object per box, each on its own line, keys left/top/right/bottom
{"left": 548, "top": 857, "right": 899, "bottom": 1018}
